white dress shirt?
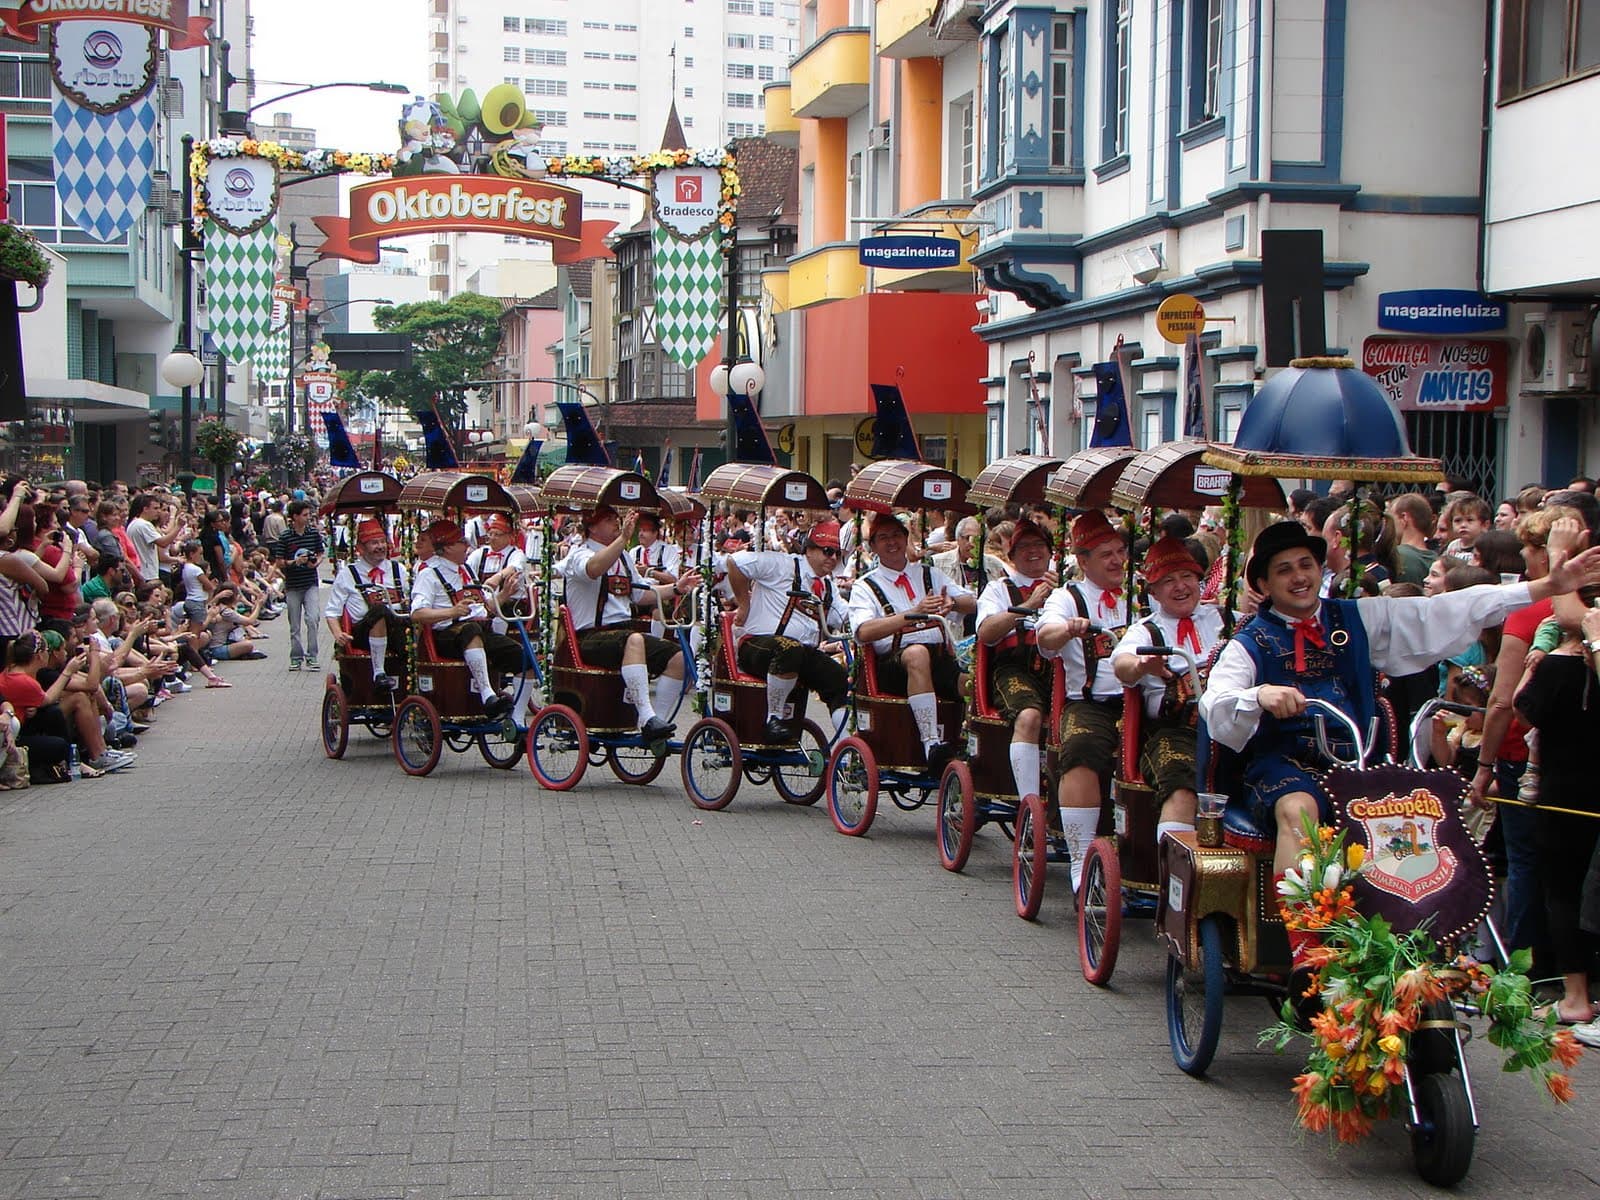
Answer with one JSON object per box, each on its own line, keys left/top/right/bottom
{"left": 410, "top": 555, "right": 488, "bottom": 631}
{"left": 731, "top": 549, "right": 848, "bottom": 646}
{"left": 561, "top": 539, "right": 650, "bottom": 631}
{"left": 1037, "top": 581, "right": 1133, "bottom": 701}
{"left": 1200, "top": 582, "right": 1535, "bottom": 751}
{"left": 323, "top": 557, "right": 410, "bottom": 622}
{"left": 1114, "top": 604, "right": 1229, "bottom": 718}
{"left": 847, "top": 561, "right": 974, "bottom": 655}
{"left": 631, "top": 539, "right": 682, "bottom": 579}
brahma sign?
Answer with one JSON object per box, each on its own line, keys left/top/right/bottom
{"left": 315, "top": 175, "right": 612, "bottom": 265}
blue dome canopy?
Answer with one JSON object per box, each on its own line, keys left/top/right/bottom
{"left": 1233, "top": 359, "right": 1415, "bottom": 461}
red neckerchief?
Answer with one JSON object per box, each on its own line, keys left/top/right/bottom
{"left": 1290, "top": 616, "right": 1326, "bottom": 673}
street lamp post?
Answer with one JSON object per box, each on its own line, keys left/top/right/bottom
{"left": 246, "top": 80, "right": 410, "bottom": 115}
{"left": 160, "top": 133, "right": 207, "bottom": 475}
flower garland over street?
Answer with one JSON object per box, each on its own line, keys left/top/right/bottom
{"left": 544, "top": 147, "right": 741, "bottom": 231}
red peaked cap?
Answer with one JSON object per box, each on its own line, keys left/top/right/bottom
{"left": 1070, "top": 509, "right": 1121, "bottom": 554}
{"left": 869, "top": 512, "right": 908, "bottom": 541}
{"left": 484, "top": 513, "right": 513, "bottom": 534}
{"left": 1008, "top": 518, "right": 1050, "bottom": 554}
{"left": 807, "top": 521, "right": 841, "bottom": 549}
{"left": 355, "top": 518, "right": 386, "bottom": 544}
{"left": 1142, "top": 535, "right": 1204, "bottom": 585}
{"left": 425, "top": 519, "right": 464, "bottom": 546}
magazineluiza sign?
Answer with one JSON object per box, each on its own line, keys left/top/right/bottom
{"left": 314, "top": 175, "right": 585, "bottom": 263}
{"left": 1362, "top": 336, "right": 1508, "bottom": 413}
{"left": 1377, "top": 289, "right": 1508, "bottom": 334}
{"left": 858, "top": 236, "right": 962, "bottom": 270}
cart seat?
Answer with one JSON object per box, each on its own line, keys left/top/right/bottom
{"left": 338, "top": 612, "right": 371, "bottom": 658}
{"left": 1222, "top": 801, "right": 1275, "bottom": 854}
{"left": 556, "top": 605, "right": 610, "bottom": 671}
{"left": 1119, "top": 686, "right": 1144, "bottom": 782}
{"left": 973, "top": 640, "right": 998, "bottom": 719}
{"left": 720, "top": 612, "right": 762, "bottom": 683}
{"left": 416, "top": 622, "right": 445, "bottom": 664}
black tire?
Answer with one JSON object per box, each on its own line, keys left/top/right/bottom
{"left": 608, "top": 742, "right": 669, "bottom": 786}
{"left": 321, "top": 684, "right": 348, "bottom": 760}
{"left": 1166, "top": 914, "right": 1226, "bottom": 1077}
{"left": 1409, "top": 999, "right": 1462, "bottom": 1077}
{"left": 1410, "top": 1072, "right": 1476, "bottom": 1188}
{"left": 392, "top": 696, "right": 443, "bottom": 777}
{"left": 681, "top": 717, "right": 742, "bottom": 811}
{"left": 771, "top": 719, "right": 828, "bottom": 805}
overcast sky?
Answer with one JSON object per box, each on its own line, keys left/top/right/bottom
{"left": 248, "top": 0, "right": 427, "bottom": 153}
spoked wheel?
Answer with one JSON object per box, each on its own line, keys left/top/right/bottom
{"left": 321, "top": 683, "right": 349, "bottom": 759}
{"left": 392, "top": 695, "right": 443, "bottom": 777}
{"left": 608, "top": 741, "right": 669, "bottom": 786}
{"left": 1078, "top": 836, "right": 1124, "bottom": 986}
{"left": 1013, "top": 793, "right": 1049, "bottom": 920}
{"left": 1166, "top": 914, "right": 1226, "bottom": 1077}
{"left": 477, "top": 724, "right": 524, "bottom": 769}
{"left": 526, "top": 704, "right": 589, "bottom": 790}
{"left": 1409, "top": 1071, "right": 1476, "bottom": 1187}
{"left": 936, "top": 760, "right": 976, "bottom": 872}
{"left": 826, "top": 735, "right": 878, "bottom": 836}
{"left": 680, "top": 717, "right": 742, "bottom": 811}
{"left": 772, "top": 719, "right": 828, "bottom": 806}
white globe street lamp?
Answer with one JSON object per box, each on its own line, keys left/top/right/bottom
{"left": 729, "top": 360, "right": 766, "bottom": 397}
{"left": 160, "top": 350, "right": 205, "bottom": 390}
{"left": 708, "top": 363, "right": 732, "bottom": 398}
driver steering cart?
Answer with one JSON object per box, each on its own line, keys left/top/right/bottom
{"left": 825, "top": 457, "right": 975, "bottom": 837}
{"left": 319, "top": 470, "right": 407, "bottom": 759}
{"left": 524, "top": 463, "right": 692, "bottom": 791}
{"left": 680, "top": 461, "right": 837, "bottom": 811}
{"left": 389, "top": 470, "right": 542, "bottom": 776}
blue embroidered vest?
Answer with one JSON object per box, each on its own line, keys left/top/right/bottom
{"left": 1236, "top": 598, "right": 1375, "bottom": 762}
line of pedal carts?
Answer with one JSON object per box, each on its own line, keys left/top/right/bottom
{"left": 316, "top": 436, "right": 1563, "bottom": 1189}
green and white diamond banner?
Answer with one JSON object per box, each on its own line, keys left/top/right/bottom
{"left": 251, "top": 323, "right": 290, "bottom": 389}
{"left": 204, "top": 221, "right": 277, "bottom": 361}
{"left": 653, "top": 226, "right": 723, "bottom": 368}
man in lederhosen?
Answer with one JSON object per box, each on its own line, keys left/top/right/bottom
{"left": 1110, "top": 535, "right": 1226, "bottom": 844}
{"left": 847, "top": 513, "right": 977, "bottom": 773}
{"left": 1037, "top": 509, "right": 1133, "bottom": 891}
{"left": 726, "top": 519, "right": 851, "bottom": 743}
{"left": 466, "top": 513, "right": 528, "bottom": 635}
{"left": 410, "top": 519, "right": 532, "bottom": 721}
{"left": 974, "top": 518, "right": 1058, "bottom": 806}
{"left": 323, "top": 517, "right": 410, "bottom": 690}
{"left": 560, "top": 505, "right": 697, "bottom": 742}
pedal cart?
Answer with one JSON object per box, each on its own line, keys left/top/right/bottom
{"left": 680, "top": 461, "right": 836, "bottom": 811}
{"left": 826, "top": 456, "right": 975, "bottom": 836}
{"left": 1076, "top": 441, "right": 1285, "bottom": 982}
{"left": 319, "top": 470, "right": 407, "bottom": 759}
{"left": 525, "top": 463, "right": 691, "bottom": 791}
{"left": 934, "top": 451, "right": 1063, "bottom": 870}
{"left": 390, "top": 471, "right": 542, "bottom": 776}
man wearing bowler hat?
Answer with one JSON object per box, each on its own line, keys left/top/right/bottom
{"left": 324, "top": 517, "right": 410, "bottom": 691}
{"left": 726, "top": 519, "right": 851, "bottom": 743}
{"left": 1201, "top": 518, "right": 1600, "bottom": 979}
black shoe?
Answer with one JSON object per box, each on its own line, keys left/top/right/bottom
{"left": 925, "top": 741, "right": 957, "bottom": 777}
{"left": 640, "top": 715, "right": 674, "bottom": 742}
{"left": 372, "top": 673, "right": 399, "bottom": 691}
{"left": 128, "top": 722, "right": 152, "bottom": 735}
{"left": 482, "top": 692, "right": 513, "bottom": 720}
{"left": 110, "top": 733, "right": 138, "bottom": 750}
{"left": 763, "top": 717, "right": 799, "bottom": 744}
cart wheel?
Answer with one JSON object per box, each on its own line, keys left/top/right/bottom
{"left": 1013, "top": 793, "right": 1049, "bottom": 920}
{"left": 936, "top": 760, "right": 976, "bottom": 872}
{"left": 527, "top": 704, "right": 589, "bottom": 790}
{"left": 1166, "top": 914, "right": 1226, "bottom": 1077}
{"left": 477, "top": 724, "right": 524, "bottom": 770}
{"left": 321, "top": 682, "right": 349, "bottom": 760}
{"left": 608, "top": 742, "right": 669, "bottom": 786}
{"left": 1410, "top": 1071, "right": 1476, "bottom": 1188}
{"left": 392, "top": 695, "right": 443, "bottom": 777}
{"left": 772, "top": 719, "right": 828, "bottom": 806}
{"left": 680, "top": 717, "right": 742, "bottom": 811}
{"left": 1409, "top": 999, "right": 1462, "bottom": 1077}
{"left": 1078, "top": 836, "right": 1123, "bottom": 986}
{"left": 826, "top": 735, "right": 878, "bottom": 836}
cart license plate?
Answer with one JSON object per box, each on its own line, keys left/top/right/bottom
{"left": 1167, "top": 876, "right": 1184, "bottom": 913}
{"left": 359, "top": 477, "right": 383, "bottom": 494}
{"left": 712, "top": 690, "right": 731, "bottom": 713}
{"left": 1114, "top": 803, "right": 1128, "bottom": 836}
{"left": 465, "top": 484, "right": 489, "bottom": 503}
{"left": 418, "top": 674, "right": 434, "bottom": 693}
{"left": 857, "top": 711, "right": 870, "bottom": 731}
{"left": 967, "top": 733, "right": 977, "bottom": 756}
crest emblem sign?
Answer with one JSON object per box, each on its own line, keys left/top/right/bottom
{"left": 205, "top": 155, "right": 281, "bottom": 237}
{"left": 50, "top": 21, "right": 158, "bottom": 113}
{"left": 651, "top": 168, "right": 721, "bottom": 240}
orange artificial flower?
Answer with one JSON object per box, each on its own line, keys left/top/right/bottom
{"left": 1552, "top": 1030, "right": 1583, "bottom": 1070}
{"left": 1547, "top": 1072, "right": 1576, "bottom": 1104}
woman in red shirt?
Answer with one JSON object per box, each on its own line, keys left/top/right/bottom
{"left": 0, "top": 631, "right": 88, "bottom": 781}
{"left": 30, "top": 504, "right": 81, "bottom": 632}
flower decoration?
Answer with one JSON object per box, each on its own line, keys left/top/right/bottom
{"left": 189, "top": 139, "right": 398, "bottom": 231}
{"left": 544, "top": 147, "right": 741, "bottom": 230}
{"left": 0, "top": 221, "right": 53, "bottom": 288}
{"left": 1263, "top": 816, "right": 1578, "bottom": 1144}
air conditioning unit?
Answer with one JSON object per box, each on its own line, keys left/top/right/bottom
{"left": 867, "top": 120, "right": 891, "bottom": 148}
{"left": 1524, "top": 312, "right": 1592, "bottom": 392}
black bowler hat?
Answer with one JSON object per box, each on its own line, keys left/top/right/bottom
{"left": 1246, "top": 521, "right": 1327, "bottom": 590}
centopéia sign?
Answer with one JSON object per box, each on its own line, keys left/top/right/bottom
{"left": 315, "top": 176, "right": 585, "bottom": 261}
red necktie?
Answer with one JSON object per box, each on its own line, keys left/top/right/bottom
{"left": 459, "top": 567, "right": 470, "bottom": 587}
{"left": 894, "top": 573, "right": 916, "bottom": 602}
{"left": 641, "top": 546, "right": 650, "bottom": 567}
{"left": 1099, "top": 587, "right": 1122, "bottom": 613}
{"left": 1290, "top": 616, "right": 1326, "bottom": 673}
{"left": 369, "top": 567, "right": 383, "bottom": 584}
{"left": 1176, "top": 616, "right": 1200, "bottom": 653}
{"left": 811, "top": 577, "right": 825, "bottom": 599}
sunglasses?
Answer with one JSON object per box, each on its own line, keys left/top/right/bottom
{"left": 815, "top": 546, "right": 841, "bottom": 557}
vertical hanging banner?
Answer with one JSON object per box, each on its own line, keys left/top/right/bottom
{"left": 205, "top": 221, "right": 277, "bottom": 360}
{"left": 651, "top": 167, "right": 725, "bottom": 369}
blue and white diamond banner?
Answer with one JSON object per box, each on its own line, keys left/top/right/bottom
{"left": 52, "top": 93, "right": 156, "bottom": 243}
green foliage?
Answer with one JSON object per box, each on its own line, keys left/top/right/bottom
{"left": 0, "top": 222, "right": 52, "bottom": 287}
{"left": 193, "top": 418, "right": 244, "bottom": 472}
{"left": 367, "top": 294, "right": 504, "bottom": 429}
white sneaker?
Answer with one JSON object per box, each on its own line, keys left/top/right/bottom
{"left": 1571, "top": 1020, "right": 1600, "bottom": 1049}
{"left": 103, "top": 749, "right": 137, "bottom": 770}
{"left": 173, "top": 681, "right": 193, "bottom": 694}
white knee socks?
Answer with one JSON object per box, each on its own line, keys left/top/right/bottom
{"left": 1009, "top": 742, "right": 1041, "bottom": 806}
{"left": 654, "top": 674, "right": 685, "bottom": 726}
{"left": 368, "top": 635, "right": 387, "bottom": 679}
{"left": 1059, "top": 806, "right": 1101, "bottom": 894}
{"left": 511, "top": 676, "right": 536, "bottom": 726}
{"left": 908, "top": 692, "right": 940, "bottom": 753}
{"left": 463, "top": 646, "right": 494, "bottom": 700}
{"left": 621, "top": 663, "right": 656, "bottom": 724}
{"left": 766, "top": 673, "right": 797, "bottom": 721}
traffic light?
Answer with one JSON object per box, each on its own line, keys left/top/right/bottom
{"left": 147, "top": 410, "right": 165, "bottom": 445}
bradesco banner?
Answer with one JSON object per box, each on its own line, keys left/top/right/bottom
{"left": 1361, "top": 336, "right": 1508, "bottom": 413}
{"left": 313, "top": 175, "right": 612, "bottom": 265}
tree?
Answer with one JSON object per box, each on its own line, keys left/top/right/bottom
{"left": 369, "top": 293, "right": 503, "bottom": 433}
{"left": 193, "top": 418, "right": 243, "bottom": 479}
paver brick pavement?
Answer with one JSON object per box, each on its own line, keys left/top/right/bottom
{"left": 0, "top": 657, "right": 1596, "bottom": 1198}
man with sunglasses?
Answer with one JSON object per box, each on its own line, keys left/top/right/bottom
{"left": 726, "top": 520, "right": 851, "bottom": 743}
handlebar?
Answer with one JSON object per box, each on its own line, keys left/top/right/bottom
{"left": 1304, "top": 697, "right": 1374, "bottom": 768}
{"left": 1407, "top": 697, "right": 1487, "bottom": 770}
{"left": 1131, "top": 644, "right": 1202, "bottom": 697}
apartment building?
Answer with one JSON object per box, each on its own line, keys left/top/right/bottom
{"left": 424, "top": 0, "right": 801, "bottom": 300}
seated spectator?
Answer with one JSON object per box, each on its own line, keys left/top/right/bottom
{"left": 204, "top": 586, "right": 265, "bottom": 661}
{"left": 1473, "top": 530, "right": 1525, "bottom": 583}
{"left": 0, "top": 630, "right": 131, "bottom": 777}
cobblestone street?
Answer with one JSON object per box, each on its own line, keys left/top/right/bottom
{"left": 0, "top": 659, "right": 1595, "bottom": 1199}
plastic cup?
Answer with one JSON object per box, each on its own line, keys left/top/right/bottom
{"left": 1196, "top": 791, "right": 1228, "bottom": 847}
